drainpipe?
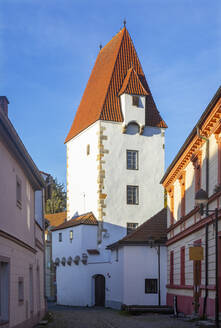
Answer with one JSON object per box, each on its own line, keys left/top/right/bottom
{"left": 197, "top": 127, "right": 209, "bottom": 317}
{"left": 42, "top": 188, "right": 47, "bottom": 312}
{"left": 158, "top": 245, "right": 161, "bottom": 306}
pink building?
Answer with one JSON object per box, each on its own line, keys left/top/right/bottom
{"left": 0, "top": 97, "right": 46, "bottom": 327}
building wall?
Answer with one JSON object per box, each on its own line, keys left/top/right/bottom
{"left": 0, "top": 138, "right": 45, "bottom": 327}
{"left": 67, "top": 122, "right": 99, "bottom": 220}
{"left": 165, "top": 123, "right": 221, "bottom": 317}
{"left": 99, "top": 120, "right": 165, "bottom": 230}
{"left": 122, "top": 245, "right": 167, "bottom": 306}
{"left": 0, "top": 140, "right": 35, "bottom": 248}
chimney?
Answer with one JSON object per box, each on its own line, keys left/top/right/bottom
{"left": 0, "top": 96, "right": 9, "bottom": 117}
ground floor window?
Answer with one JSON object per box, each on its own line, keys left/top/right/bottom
{"left": 0, "top": 259, "right": 9, "bottom": 322}
{"left": 145, "top": 278, "right": 158, "bottom": 294}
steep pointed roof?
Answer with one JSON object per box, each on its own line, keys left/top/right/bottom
{"left": 65, "top": 27, "right": 167, "bottom": 143}
{"left": 118, "top": 67, "right": 148, "bottom": 96}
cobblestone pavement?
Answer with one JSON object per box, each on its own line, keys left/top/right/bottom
{"left": 44, "top": 304, "right": 197, "bottom": 328}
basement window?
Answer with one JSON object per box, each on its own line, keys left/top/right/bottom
{"left": 132, "top": 95, "right": 139, "bottom": 107}
{"left": 145, "top": 279, "right": 158, "bottom": 294}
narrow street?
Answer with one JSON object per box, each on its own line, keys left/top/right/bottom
{"left": 44, "top": 304, "right": 197, "bottom": 328}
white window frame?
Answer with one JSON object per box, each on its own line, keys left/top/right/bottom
{"left": 127, "top": 222, "right": 138, "bottom": 235}
{"left": 127, "top": 185, "right": 139, "bottom": 205}
{"left": 127, "top": 150, "right": 138, "bottom": 170}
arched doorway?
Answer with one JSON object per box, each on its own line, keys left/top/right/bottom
{"left": 94, "top": 274, "right": 105, "bottom": 306}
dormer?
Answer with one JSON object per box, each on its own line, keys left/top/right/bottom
{"left": 119, "top": 68, "right": 148, "bottom": 131}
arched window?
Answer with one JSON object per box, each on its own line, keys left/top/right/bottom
{"left": 126, "top": 122, "right": 140, "bottom": 135}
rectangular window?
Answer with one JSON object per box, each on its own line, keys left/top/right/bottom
{"left": 145, "top": 279, "right": 158, "bottom": 294}
{"left": 193, "top": 240, "right": 201, "bottom": 285}
{"left": 127, "top": 222, "right": 138, "bottom": 235}
{"left": 127, "top": 185, "right": 139, "bottom": 205}
{"left": 29, "top": 266, "right": 33, "bottom": 314}
{"left": 116, "top": 248, "right": 119, "bottom": 262}
{"left": 132, "top": 95, "right": 139, "bottom": 107}
{"left": 127, "top": 150, "right": 138, "bottom": 170}
{"left": 69, "top": 230, "right": 73, "bottom": 242}
{"left": 170, "top": 251, "right": 174, "bottom": 285}
{"left": 0, "top": 260, "right": 9, "bottom": 322}
{"left": 59, "top": 233, "right": 62, "bottom": 242}
{"left": 16, "top": 176, "right": 22, "bottom": 208}
{"left": 180, "top": 247, "right": 185, "bottom": 286}
{"left": 18, "top": 277, "right": 24, "bottom": 303}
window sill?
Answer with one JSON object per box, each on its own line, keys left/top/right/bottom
{"left": 166, "top": 284, "right": 193, "bottom": 290}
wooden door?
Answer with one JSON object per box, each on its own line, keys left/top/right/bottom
{"left": 95, "top": 275, "right": 105, "bottom": 306}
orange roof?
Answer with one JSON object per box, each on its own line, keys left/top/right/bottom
{"left": 51, "top": 212, "right": 98, "bottom": 231}
{"left": 65, "top": 27, "right": 167, "bottom": 143}
{"left": 45, "top": 211, "right": 67, "bottom": 228}
{"left": 118, "top": 67, "right": 148, "bottom": 96}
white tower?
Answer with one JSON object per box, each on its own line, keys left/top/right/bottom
{"left": 65, "top": 27, "right": 167, "bottom": 243}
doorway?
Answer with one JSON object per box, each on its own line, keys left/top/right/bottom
{"left": 94, "top": 274, "right": 105, "bottom": 306}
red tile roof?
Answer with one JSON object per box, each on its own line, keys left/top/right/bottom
{"left": 45, "top": 211, "right": 67, "bottom": 228}
{"left": 51, "top": 212, "right": 98, "bottom": 231}
{"left": 107, "top": 208, "right": 167, "bottom": 249}
{"left": 65, "top": 27, "right": 167, "bottom": 143}
{"left": 118, "top": 67, "right": 148, "bottom": 96}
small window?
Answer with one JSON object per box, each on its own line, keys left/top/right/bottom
{"left": 127, "top": 185, "right": 139, "bottom": 205}
{"left": 0, "top": 260, "right": 9, "bottom": 322}
{"left": 127, "top": 150, "right": 138, "bottom": 170}
{"left": 16, "top": 176, "right": 22, "bottom": 208}
{"left": 69, "top": 230, "right": 73, "bottom": 242}
{"left": 59, "top": 232, "right": 62, "bottom": 242}
{"left": 86, "top": 144, "right": 90, "bottom": 156}
{"left": 132, "top": 95, "right": 139, "bottom": 107}
{"left": 145, "top": 279, "right": 158, "bottom": 294}
{"left": 18, "top": 277, "right": 24, "bottom": 303}
{"left": 116, "top": 248, "right": 119, "bottom": 262}
{"left": 127, "top": 222, "right": 138, "bottom": 235}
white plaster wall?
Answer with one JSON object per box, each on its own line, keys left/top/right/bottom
{"left": 185, "top": 162, "right": 195, "bottom": 214}
{"left": 101, "top": 121, "right": 165, "bottom": 233}
{"left": 209, "top": 134, "right": 218, "bottom": 196}
{"left": 120, "top": 94, "right": 145, "bottom": 126}
{"left": 173, "top": 180, "right": 181, "bottom": 222}
{"left": 66, "top": 122, "right": 99, "bottom": 220}
{"left": 122, "top": 245, "right": 167, "bottom": 306}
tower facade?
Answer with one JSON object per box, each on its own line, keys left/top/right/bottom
{"left": 52, "top": 27, "right": 168, "bottom": 308}
{"left": 65, "top": 27, "right": 166, "bottom": 242}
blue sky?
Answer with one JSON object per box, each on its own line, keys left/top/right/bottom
{"left": 0, "top": 0, "right": 220, "bottom": 186}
